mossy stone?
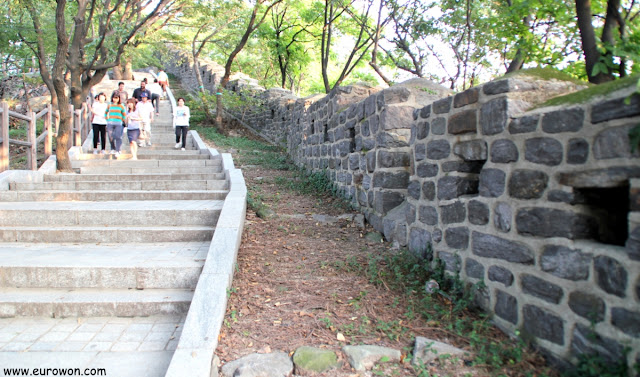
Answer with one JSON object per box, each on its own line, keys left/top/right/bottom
{"left": 293, "top": 346, "right": 339, "bottom": 374}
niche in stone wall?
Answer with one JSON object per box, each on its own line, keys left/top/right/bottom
{"left": 323, "top": 124, "right": 329, "bottom": 142}
{"left": 573, "top": 184, "right": 630, "bottom": 246}
{"left": 349, "top": 128, "right": 356, "bottom": 153}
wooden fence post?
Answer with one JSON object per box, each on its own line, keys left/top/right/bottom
{"left": 44, "top": 104, "right": 52, "bottom": 157}
{"left": 0, "top": 102, "right": 8, "bottom": 172}
{"left": 27, "top": 110, "right": 37, "bottom": 170}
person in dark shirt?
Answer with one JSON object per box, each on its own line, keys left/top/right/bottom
{"left": 132, "top": 80, "right": 151, "bottom": 102}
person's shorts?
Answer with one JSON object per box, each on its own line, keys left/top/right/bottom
{"left": 127, "top": 129, "right": 141, "bottom": 143}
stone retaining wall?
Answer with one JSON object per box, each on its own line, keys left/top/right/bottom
{"left": 167, "top": 55, "right": 640, "bottom": 370}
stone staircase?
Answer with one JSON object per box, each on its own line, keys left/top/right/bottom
{"left": 0, "top": 83, "right": 242, "bottom": 376}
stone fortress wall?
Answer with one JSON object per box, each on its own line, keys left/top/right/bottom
{"left": 163, "top": 51, "right": 640, "bottom": 370}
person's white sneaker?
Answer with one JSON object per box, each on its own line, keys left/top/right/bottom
{"left": 147, "top": 141, "right": 152, "bottom": 147}
{"left": 100, "top": 150, "right": 106, "bottom": 154}
{"left": 181, "top": 148, "right": 185, "bottom": 151}
{"left": 115, "top": 152, "right": 120, "bottom": 157}
{"left": 110, "top": 150, "right": 116, "bottom": 155}
{"left": 93, "top": 150, "right": 98, "bottom": 155}
{"left": 175, "top": 143, "right": 181, "bottom": 149}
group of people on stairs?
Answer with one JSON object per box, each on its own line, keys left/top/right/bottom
{"left": 89, "top": 70, "right": 191, "bottom": 159}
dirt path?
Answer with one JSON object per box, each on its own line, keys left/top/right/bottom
{"left": 197, "top": 124, "right": 556, "bottom": 377}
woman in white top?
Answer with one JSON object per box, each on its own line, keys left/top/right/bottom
{"left": 91, "top": 93, "right": 108, "bottom": 154}
{"left": 174, "top": 97, "right": 191, "bottom": 151}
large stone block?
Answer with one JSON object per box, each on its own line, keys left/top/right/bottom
{"left": 569, "top": 291, "right": 605, "bottom": 322}
{"left": 419, "top": 105, "right": 431, "bottom": 119}
{"left": 438, "top": 250, "right": 461, "bottom": 272}
{"left": 427, "top": 140, "right": 451, "bottom": 160}
{"left": 490, "top": 139, "right": 518, "bottom": 163}
{"left": 377, "top": 150, "right": 410, "bottom": 168}
{"left": 415, "top": 144, "right": 426, "bottom": 161}
{"left": 440, "top": 202, "right": 466, "bottom": 224}
{"left": 523, "top": 305, "right": 565, "bottom": 345}
{"left": 448, "top": 110, "right": 477, "bottom": 135}
{"left": 495, "top": 290, "right": 518, "bottom": 324}
{"left": 365, "top": 95, "right": 377, "bottom": 117}
{"left": 525, "top": 137, "right": 563, "bottom": 166}
{"left": 594, "top": 255, "right": 627, "bottom": 297}
{"left": 372, "top": 171, "right": 409, "bottom": 189}
{"left": 468, "top": 200, "right": 489, "bottom": 225}
{"left": 381, "top": 106, "right": 415, "bottom": 130}
{"left": 422, "top": 181, "right": 436, "bottom": 200}
{"left": 431, "top": 117, "right": 446, "bottom": 135}
{"left": 376, "top": 132, "right": 409, "bottom": 148}
{"left": 444, "top": 226, "right": 469, "bottom": 249}
{"left": 593, "top": 125, "right": 637, "bottom": 160}
{"left": 374, "top": 191, "right": 405, "bottom": 214}
{"left": 516, "top": 207, "right": 597, "bottom": 239}
{"left": 541, "top": 108, "right": 584, "bottom": 133}
{"left": 479, "top": 168, "right": 506, "bottom": 197}
{"left": 567, "top": 138, "right": 589, "bottom": 164}
{"left": 591, "top": 93, "right": 640, "bottom": 123}
{"left": 540, "top": 245, "right": 591, "bottom": 281}
{"left": 415, "top": 121, "right": 429, "bottom": 140}
{"left": 509, "top": 115, "right": 539, "bottom": 134}
{"left": 454, "top": 87, "right": 480, "bottom": 108}
{"left": 419, "top": 205, "right": 438, "bottom": 225}
{"left": 483, "top": 80, "right": 509, "bottom": 95}
{"left": 433, "top": 97, "right": 452, "bottom": 114}
{"left": 453, "top": 140, "right": 487, "bottom": 161}
{"left": 465, "top": 258, "right": 484, "bottom": 279}
{"left": 416, "top": 162, "right": 439, "bottom": 178}
{"left": 493, "top": 202, "right": 512, "bottom": 232}
{"left": 437, "top": 176, "right": 478, "bottom": 200}
{"left": 442, "top": 161, "right": 485, "bottom": 173}
{"left": 408, "top": 180, "right": 421, "bottom": 200}
{"left": 382, "top": 87, "right": 411, "bottom": 104}
{"left": 627, "top": 226, "right": 640, "bottom": 261}
{"left": 611, "top": 307, "right": 640, "bottom": 337}
{"left": 521, "top": 274, "right": 564, "bottom": 304}
{"left": 508, "top": 170, "right": 548, "bottom": 199}
{"left": 408, "top": 227, "right": 432, "bottom": 258}
{"left": 481, "top": 97, "right": 508, "bottom": 135}
{"left": 472, "top": 232, "right": 534, "bottom": 264}
{"left": 488, "top": 265, "right": 513, "bottom": 286}
{"left": 571, "top": 323, "right": 625, "bottom": 364}
{"left": 349, "top": 154, "right": 360, "bottom": 170}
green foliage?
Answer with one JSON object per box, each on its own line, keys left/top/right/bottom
{"left": 334, "top": 246, "right": 544, "bottom": 374}
{"left": 565, "top": 352, "right": 633, "bottom": 377}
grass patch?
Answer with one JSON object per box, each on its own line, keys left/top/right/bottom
{"left": 537, "top": 73, "right": 639, "bottom": 108}
{"left": 502, "top": 67, "right": 588, "bottom": 85}
{"left": 337, "top": 247, "right": 551, "bottom": 375}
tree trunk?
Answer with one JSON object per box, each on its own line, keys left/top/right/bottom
{"left": 506, "top": 48, "right": 525, "bottom": 73}
{"left": 112, "top": 65, "right": 123, "bottom": 80}
{"left": 123, "top": 58, "right": 134, "bottom": 80}
{"left": 575, "top": 0, "right": 613, "bottom": 83}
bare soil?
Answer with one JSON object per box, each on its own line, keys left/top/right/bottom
{"left": 205, "top": 124, "right": 555, "bottom": 377}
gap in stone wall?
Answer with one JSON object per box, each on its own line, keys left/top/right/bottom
{"left": 575, "top": 184, "right": 630, "bottom": 246}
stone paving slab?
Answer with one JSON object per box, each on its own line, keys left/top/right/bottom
{"left": 0, "top": 315, "right": 183, "bottom": 377}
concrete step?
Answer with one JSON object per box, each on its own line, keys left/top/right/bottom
{"left": 0, "top": 288, "right": 192, "bottom": 317}
{"left": 0, "top": 190, "right": 228, "bottom": 202}
{"left": 10, "top": 179, "right": 227, "bottom": 191}
{"left": 44, "top": 172, "right": 224, "bottom": 182}
{"left": 0, "top": 200, "right": 223, "bottom": 226}
{"left": 71, "top": 159, "right": 221, "bottom": 168}
{"left": 0, "top": 242, "right": 207, "bottom": 289}
{"left": 79, "top": 153, "right": 209, "bottom": 160}
{"left": 0, "top": 225, "right": 214, "bottom": 243}
{"left": 78, "top": 166, "right": 222, "bottom": 174}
